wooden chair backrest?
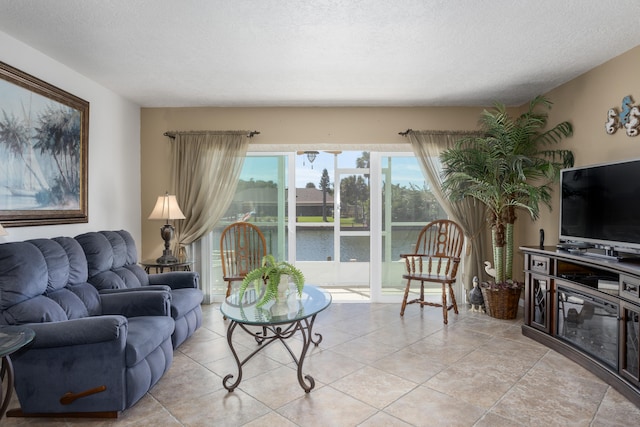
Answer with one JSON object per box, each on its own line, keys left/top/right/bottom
{"left": 402, "top": 219, "right": 465, "bottom": 280}
{"left": 220, "top": 222, "right": 267, "bottom": 280}
{"left": 414, "top": 219, "right": 464, "bottom": 258}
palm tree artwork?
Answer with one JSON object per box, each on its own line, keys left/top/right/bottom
{"left": 441, "top": 96, "right": 574, "bottom": 286}
{"left": 0, "top": 102, "right": 81, "bottom": 209}
{"left": 33, "top": 105, "right": 82, "bottom": 205}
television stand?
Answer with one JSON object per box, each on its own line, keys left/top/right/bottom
{"left": 521, "top": 246, "right": 640, "bottom": 408}
{"left": 556, "top": 241, "right": 592, "bottom": 251}
{"left": 556, "top": 244, "right": 640, "bottom": 262}
{"left": 577, "top": 247, "right": 621, "bottom": 261}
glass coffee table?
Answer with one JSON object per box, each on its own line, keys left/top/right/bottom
{"left": 220, "top": 285, "right": 331, "bottom": 393}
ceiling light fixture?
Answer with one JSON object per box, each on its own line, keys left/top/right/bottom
{"left": 304, "top": 151, "right": 319, "bottom": 168}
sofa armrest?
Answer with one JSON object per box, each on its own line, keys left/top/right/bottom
{"left": 100, "top": 290, "right": 171, "bottom": 317}
{"left": 26, "top": 316, "right": 127, "bottom": 349}
{"left": 12, "top": 316, "right": 132, "bottom": 414}
{"left": 148, "top": 271, "right": 200, "bottom": 290}
{"left": 99, "top": 285, "right": 171, "bottom": 294}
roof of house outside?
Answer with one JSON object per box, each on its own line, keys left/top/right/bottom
{"left": 294, "top": 188, "right": 334, "bottom": 206}
{"left": 233, "top": 187, "right": 334, "bottom": 206}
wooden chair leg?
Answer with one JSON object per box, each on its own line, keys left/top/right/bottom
{"left": 400, "top": 279, "right": 411, "bottom": 316}
{"left": 449, "top": 284, "right": 459, "bottom": 314}
{"left": 223, "top": 282, "right": 231, "bottom": 320}
{"left": 442, "top": 283, "right": 448, "bottom": 324}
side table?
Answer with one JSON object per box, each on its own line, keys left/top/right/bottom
{"left": 0, "top": 326, "right": 35, "bottom": 419}
{"left": 140, "top": 259, "right": 194, "bottom": 273}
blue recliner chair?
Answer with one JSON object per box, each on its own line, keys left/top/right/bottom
{"left": 75, "top": 230, "right": 203, "bottom": 348}
{"left": 0, "top": 237, "right": 174, "bottom": 417}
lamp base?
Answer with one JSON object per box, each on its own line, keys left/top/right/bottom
{"left": 156, "top": 250, "right": 179, "bottom": 264}
{"left": 157, "top": 223, "right": 178, "bottom": 264}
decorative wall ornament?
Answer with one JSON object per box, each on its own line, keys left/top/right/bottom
{"left": 605, "top": 95, "right": 640, "bottom": 136}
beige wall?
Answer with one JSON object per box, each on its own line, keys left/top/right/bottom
{"left": 140, "top": 45, "right": 640, "bottom": 270}
{"left": 0, "top": 31, "right": 142, "bottom": 244}
{"left": 516, "top": 45, "right": 640, "bottom": 279}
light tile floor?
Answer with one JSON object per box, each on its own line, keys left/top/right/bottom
{"left": 5, "top": 300, "right": 640, "bottom": 426}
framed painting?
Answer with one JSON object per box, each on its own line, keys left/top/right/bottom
{"left": 0, "top": 61, "right": 88, "bottom": 227}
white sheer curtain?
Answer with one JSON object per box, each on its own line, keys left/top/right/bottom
{"left": 167, "top": 131, "right": 251, "bottom": 303}
{"left": 168, "top": 130, "right": 250, "bottom": 246}
{"left": 407, "top": 130, "right": 489, "bottom": 297}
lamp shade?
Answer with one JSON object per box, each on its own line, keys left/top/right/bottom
{"left": 148, "top": 193, "right": 186, "bottom": 221}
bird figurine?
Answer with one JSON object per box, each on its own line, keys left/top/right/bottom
{"left": 469, "top": 276, "right": 485, "bottom": 313}
{"left": 484, "top": 261, "right": 496, "bottom": 278}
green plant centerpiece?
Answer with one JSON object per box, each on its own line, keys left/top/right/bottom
{"left": 238, "top": 255, "right": 305, "bottom": 307}
{"left": 440, "top": 95, "right": 574, "bottom": 318}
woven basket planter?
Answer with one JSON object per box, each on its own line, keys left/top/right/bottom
{"left": 480, "top": 284, "right": 522, "bottom": 320}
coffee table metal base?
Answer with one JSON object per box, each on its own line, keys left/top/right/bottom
{"left": 223, "top": 315, "right": 322, "bottom": 393}
{"left": 0, "top": 355, "right": 15, "bottom": 419}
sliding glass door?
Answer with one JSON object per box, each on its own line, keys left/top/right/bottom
{"left": 371, "top": 153, "right": 446, "bottom": 302}
{"left": 294, "top": 151, "right": 371, "bottom": 299}
{"left": 208, "top": 154, "right": 289, "bottom": 300}
{"left": 204, "top": 148, "right": 445, "bottom": 303}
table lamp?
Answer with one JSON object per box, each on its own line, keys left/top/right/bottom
{"left": 148, "top": 192, "right": 186, "bottom": 264}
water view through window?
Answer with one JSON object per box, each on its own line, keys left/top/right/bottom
{"left": 210, "top": 150, "right": 445, "bottom": 302}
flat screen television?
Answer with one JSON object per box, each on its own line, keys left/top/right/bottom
{"left": 560, "top": 158, "right": 640, "bottom": 256}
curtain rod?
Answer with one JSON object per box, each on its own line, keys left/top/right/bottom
{"left": 163, "top": 130, "right": 260, "bottom": 139}
{"left": 399, "top": 129, "right": 482, "bottom": 137}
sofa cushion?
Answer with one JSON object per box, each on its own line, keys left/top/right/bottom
{"left": 111, "top": 266, "right": 146, "bottom": 288}
{"left": 0, "top": 242, "right": 48, "bottom": 309}
{"left": 46, "top": 288, "right": 89, "bottom": 319}
{"left": 0, "top": 296, "right": 68, "bottom": 324}
{"left": 123, "top": 264, "right": 151, "bottom": 286}
{"left": 106, "top": 231, "right": 150, "bottom": 286}
{"left": 101, "top": 230, "right": 128, "bottom": 269}
{"left": 114, "top": 230, "right": 141, "bottom": 266}
{"left": 75, "top": 232, "right": 115, "bottom": 278}
{"left": 77, "top": 231, "right": 148, "bottom": 289}
{"left": 125, "top": 316, "right": 174, "bottom": 366}
{"left": 27, "top": 239, "right": 70, "bottom": 292}
{"left": 67, "top": 283, "right": 103, "bottom": 316}
{"left": 89, "top": 270, "right": 141, "bottom": 291}
{"left": 53, "top": 236, "right": 90, "bottom": 285}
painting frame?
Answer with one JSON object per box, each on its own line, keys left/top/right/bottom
{"left": 0, "top": 61, "right": 88, "bottom": 227}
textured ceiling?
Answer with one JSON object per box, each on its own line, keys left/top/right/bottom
{"left": 1, "top": 1, "right": 639, "bottom": 108}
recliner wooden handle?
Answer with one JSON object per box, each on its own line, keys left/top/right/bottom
{"left": 60, "top": 385, "right": 107, "bottom": 405}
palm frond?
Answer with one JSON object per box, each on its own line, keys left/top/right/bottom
{"left": 440, "top": 95, "right": 573, "bottom": 283}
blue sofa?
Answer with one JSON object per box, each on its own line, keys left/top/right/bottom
{"left": 0, "top": 237, "right": 175, "bottom": 417}
{"left": 75, "top": 230, "right": 203, "bottom": 348}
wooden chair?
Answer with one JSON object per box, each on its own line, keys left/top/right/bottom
{"left": 220, "top": 222, "right": 267, "bottom": 300}
{"left": 399, "top": 219, "right": 465, "bottom": 324}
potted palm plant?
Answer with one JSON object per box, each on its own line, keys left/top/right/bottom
{"left": 440, "top": 95, "right": 574, "bottom": 319}
{"left": 238, "top": 254, "right": 305, "bottom": 308}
